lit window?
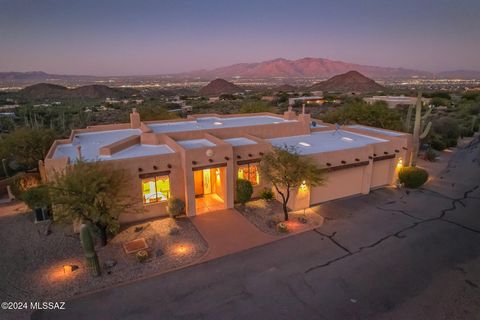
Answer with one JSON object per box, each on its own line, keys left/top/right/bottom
{"left": 237, "top": 163, "right": 260, "bottom": 186}
{"left": 142, "top": 175, "right": 170, "bottom": 204}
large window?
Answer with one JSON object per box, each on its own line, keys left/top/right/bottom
{"left": 142, "top": 175, "right": 170, "bottom": 204}
{"left": 238, "top": 163, "right": 260, "bottom": 186}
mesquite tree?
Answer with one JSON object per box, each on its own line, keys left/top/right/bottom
{"left": 259, "top": 146, "right": 325, "bottom": 221}
{"left": 50, "top": 160, "right": 133, "bottom": 246}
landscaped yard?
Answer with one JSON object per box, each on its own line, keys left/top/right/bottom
{"left": 236, "top": 199, "right": 324, "bottom": 236}
{"left": 0, "top": 204, "right": 207, "bottom": 307}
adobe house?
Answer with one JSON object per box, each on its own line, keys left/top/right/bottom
{"left": 43, "top": 108, "right": 411, "bottom": 223}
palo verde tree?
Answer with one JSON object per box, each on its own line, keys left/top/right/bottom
{"left": 49, "top": 160, "right": 134, "bottom": 246}
{"left": 259, "top": 145, "right": 325, "bottom": 221}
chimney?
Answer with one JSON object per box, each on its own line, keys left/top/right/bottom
{"left": 283, "top": 105, "right": 296, "bottom": 120}
{"left": 130, "top": 108, "right": 141, "bottom": 129}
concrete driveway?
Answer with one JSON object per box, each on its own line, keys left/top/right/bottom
{"left": 32, "top": 137, "right": 480, "bottom": 320}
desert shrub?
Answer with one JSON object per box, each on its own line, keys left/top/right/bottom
{"left": 260, "top": 188, "right": 274, "bottom": 201}
{"left": 276, "top": 222, "right": 289, "bottom": 233}
{"left": 20, "top": 185, "right": 51, "bottom": 210}
{"left": 136, "top": 250, "right": 149, "bottom": 263}
{"left": 423, "top": 149, "right": 437, "bottom": 162}
{"left": 167, "top": 198, "right": 185, "bottom": 218}
{"left": 236, "top": 179, "right": 253, "bottom": 204}
{"left": 9, "top": 173, "right": 41, "bottom": 198}
{"left": 398, "top": 167, "right": 429, "bottom": 188}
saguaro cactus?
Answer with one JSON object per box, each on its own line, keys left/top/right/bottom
{"left": 80, "top": 223, "right": 101, "bottom": 276}
{"left": 410, "top": 91, "right": 432, "bottom": 166}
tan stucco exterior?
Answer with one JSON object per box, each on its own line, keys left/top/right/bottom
{"left": 43, "top": 109, "right": 412, "bottom": 223}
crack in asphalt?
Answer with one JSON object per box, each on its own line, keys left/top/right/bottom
{"left": 375, "top": 206, "right": 423, "bottom": 221}
{"left": 312, "top": 229, "right": 352, "bottom": 254}
{"left": 305, "top": 184, "right": 480, "bottom": 274}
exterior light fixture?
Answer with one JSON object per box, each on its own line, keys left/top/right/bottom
{"left": 63, "top": 264, "right": 79, "bottom": 274}
{"left": 299, "top": 142, "right": 311, "bottom": 147}
{"left": 396, "top": 158, "right": 403, "bottom": 169}
{"left": 299, "top": 180, "right": 307, "bottom": 192}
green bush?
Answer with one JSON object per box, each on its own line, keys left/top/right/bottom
{"left": 167, "top": 198, "right": 185, "bottom": 218}
{"left": 20, "top": 185, "right": 51, "bottom": 210}
{"left": 236, "top": 179, "right": 253, "bottom": 204}
{"left": 423, "top": 149, "right": 438, "bottom": 162}
{"left": 260, "top": 188, "right": 274, "bottom": 201}
{"left": 398, "top": 167, "right": 429, "bottom": 188}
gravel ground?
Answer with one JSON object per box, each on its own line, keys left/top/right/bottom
{"left": 0, "top": 205, "right": 207, "bottom": 320}
{"left": 237, "top": 199, "right": 324, "bottom": 236}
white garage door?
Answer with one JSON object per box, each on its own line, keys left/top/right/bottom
{"left": 310, "top": 167, "right": 364, "bottom": 205}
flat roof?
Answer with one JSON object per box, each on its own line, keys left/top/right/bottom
{"left": 223, "top": 137, "right": 257, "bottom": 146}
{"left": 268, "top": 130, "right": 388, "bottom": 154}
{"left": 347, "top": 125, "right": 405, "bottom": 137}
{"left": 99, "top": 144, "right": 174, "bottom": 160}
{"left": 52, "top": 129, "right": 142, "bottom": 162}
{"left": 177, "top": 139, "right": 216, "bottom": 149}
{"left": 148, "top": 116, "right": 295, "bottom": 133}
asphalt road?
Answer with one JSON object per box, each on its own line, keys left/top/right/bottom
{"left": 33, "top": 138, "right": 480, "bottom": 320}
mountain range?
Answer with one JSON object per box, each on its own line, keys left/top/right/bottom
{"left": 16, "top": 83, "right": 138, "bottom": 100}
{"left": 181, "top": 58, "right": 480, "bottom": 80}
{"left": 1, "top": 58, "right": 480, "bottom": 83}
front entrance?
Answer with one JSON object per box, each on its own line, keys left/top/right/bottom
{"left": 194, "top": 167, "right": 225, "bottom": 214}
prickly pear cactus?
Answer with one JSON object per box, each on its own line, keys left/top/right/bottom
{"left": 80, "top": 223, "right": 101, "bottom": 276}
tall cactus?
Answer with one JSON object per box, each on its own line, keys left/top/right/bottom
{"left": 410, "top": 91, "right": 432, "bottom": 166}
{"left": 80, "top": 223, "right": 101, "bottom": 276}
{"left": 404, "top": 104, "right": 414, "bottom": 132}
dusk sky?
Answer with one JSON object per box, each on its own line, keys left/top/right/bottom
{"left": 1, "top": 0, "right": 479, "bottom": 76}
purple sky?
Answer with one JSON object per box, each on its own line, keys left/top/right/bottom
{"left": 0, "top": 0, "right": 479, "bottom": 76}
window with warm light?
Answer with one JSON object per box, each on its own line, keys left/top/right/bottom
{"left": 238, "top": 163, "right": 260, "bottom": 185}
{"left": 142, "top": 175, "right": 170, "bottom": 204}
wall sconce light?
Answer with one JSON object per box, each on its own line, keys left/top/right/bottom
{"left": 396, "top": 158, "right": 403, "bottom": 169}
{"left": 299, "top": 180, "right": 307, "bottom": 192}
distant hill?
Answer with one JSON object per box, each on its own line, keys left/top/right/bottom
{"left": 199, "top": 79, "right": 242, "bottom": 96}
{"left": 180, "top": 57, "right": 432, "bottom": 80}
{"left": 17, "top": 83, "right": 138, "bottom": 100}
{"left": 309, "top": 71, "right": 385, "bottom": 93}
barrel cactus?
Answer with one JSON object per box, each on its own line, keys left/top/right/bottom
{"left": 80, "top": 223, "right": 101, "bottom": 276}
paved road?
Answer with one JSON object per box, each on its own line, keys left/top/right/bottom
{"left": 34, "top": 138, "right": 480, "bottom": 320}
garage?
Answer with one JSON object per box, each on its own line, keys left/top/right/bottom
{"left": 309, "top": 166, "right": 366, "bottom": 205}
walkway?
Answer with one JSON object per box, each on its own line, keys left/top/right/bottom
{"left": 191, "top": 208, "right": 276, "bottom": 260}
